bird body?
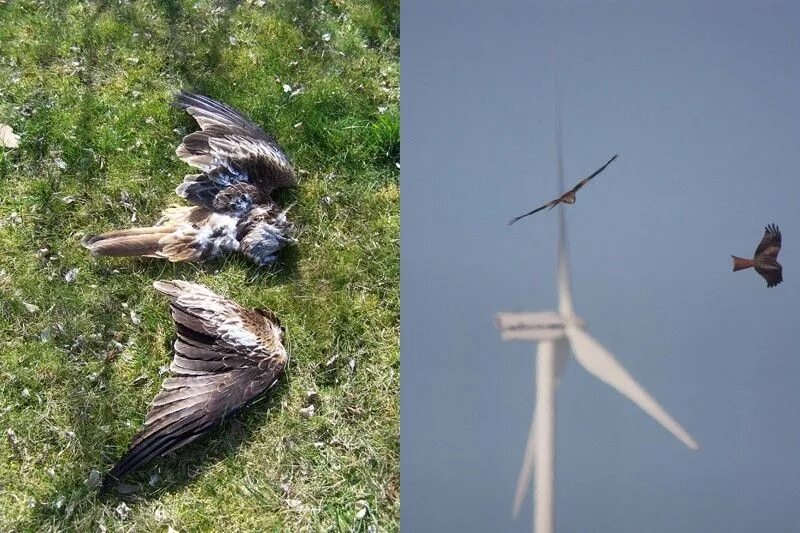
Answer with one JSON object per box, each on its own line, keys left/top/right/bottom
{"left": 731, "top": 223, "right": 783, "bottom": 287}
{"left": 508, "top": 154, "right": 618, "bottom": 226}
{"left": 102, "top": 280, "right": 288, "bottom": 491}
{"left": 83, "top": 202, "right": 294, "bottom": 265}
{"left": 84, "top": 91, "right": 296, "bottom": 266}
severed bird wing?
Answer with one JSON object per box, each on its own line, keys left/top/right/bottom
{"left": 103, "top": 280, "right": 288, "bottom": 490}
{"left": 174, "top": 91, "right": 296, "bottom": 212}
{"left": 569, "top": 154, "right": 618, "bottom": 193}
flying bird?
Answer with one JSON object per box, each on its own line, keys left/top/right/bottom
{"left": 84, "top": 91, "right": 297, "bottom": 266}
{"left": 508, "top": 154, "right": 618, "bottom": 226}
{"left": 102, "top": 280, "right": 288, "bottom": 491}
{"left": 732, "top": 223, "right": 783, "bottom": 288}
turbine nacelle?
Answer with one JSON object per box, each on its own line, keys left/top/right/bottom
{"left": 495, "top": 311, "right": 586, "bottom": 342}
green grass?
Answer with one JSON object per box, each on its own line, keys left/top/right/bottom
{"left": 0, "top": 0, "right": 399, "bottom": 530}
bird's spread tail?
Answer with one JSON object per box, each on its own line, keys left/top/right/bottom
{"left": 731, "top": 255, "right": 754, "bottom": 272}
{"left": 83, "top": 207, "right": 207, "bottom": 261}
{"left": 82, "top": 226, "right": 172, "bottom": 257}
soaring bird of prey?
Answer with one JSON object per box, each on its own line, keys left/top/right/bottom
{"left": 732, "top": 223, "right": 783, "bottom": 288}
{"left": 102, "top": 280, "right": 288, "bottom": 491}
{"left": 508, "top": 154, "right": 618, "bottom": 226}
{"left": 84, "top": 91, "right": 296, "bottom": 266}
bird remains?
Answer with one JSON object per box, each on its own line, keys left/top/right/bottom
{"left": 84, "top": 91, "right": 296, "bottom": 266}
{"left": 102, "top": 280, "right": 288, "bottom": 491}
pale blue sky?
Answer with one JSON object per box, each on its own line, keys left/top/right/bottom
{"left": 402, "top": 1, "right": 800, "bottom": 531}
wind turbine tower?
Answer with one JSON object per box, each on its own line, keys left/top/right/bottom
{"left": 496, "top": 95, "right": 699, "bottom": 533}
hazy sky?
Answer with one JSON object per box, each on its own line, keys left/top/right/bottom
{"left": 402, "top": 1, "right": 800, "bottom": 532}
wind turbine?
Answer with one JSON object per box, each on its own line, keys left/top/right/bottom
{"left": 496, "top": 93, "right": 699, "bottom": 533}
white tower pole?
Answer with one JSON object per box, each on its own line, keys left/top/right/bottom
{"left": 534, "top": 340, "right": 556, "bottom": 533}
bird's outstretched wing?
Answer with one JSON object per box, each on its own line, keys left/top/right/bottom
{"left": 103, "top": 280, "right": 287, "bottom": 490}
{"left": 754, "top": 223, "right": 781, "bottom": 260}
{"left": 753, "top": 224, "right": 783, "bottom": 287}
{"left": 569, "top": 154, "right": 618, "bottom": 193}
{"left": 755, "top": 262, "right": 783, "bottom": 288}
{"left": 508, "top": 198, "right": 561, "bottom": 226}
{"left": 174, "top": 91, "right": 296, "bottom": 212}
{"left": 508, "top": 154, "right": 618, "bottom": 226}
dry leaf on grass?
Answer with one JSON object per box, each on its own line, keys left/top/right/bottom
{"left": 0, "top": 123, "right": 20, "bottom": 148}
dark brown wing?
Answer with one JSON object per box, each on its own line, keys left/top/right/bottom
{"left": 569, "top": 154, "right": 619, "bottom": 193}
{"left": 754, "top": 262, "right": 783, "bottom": 287}
{"left": 103, "top": 280, "right": 287, "bottom": 490}
{"left": 508, "top": 197, "right": 561, "bottom": 226}
{"left": 174, "top": 92, "right": 295, "bottom": 211}
{"left": 754, "top": 223, "right": 782, "bottom": 260}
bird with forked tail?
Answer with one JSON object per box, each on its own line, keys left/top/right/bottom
{"left": 101, "top": 280, "right": 288, "bottom": 493}
{"left": 732, "top": 223, "right": 783, "bottom": 288}
{"left": 83, "top": 91, "right": 297, "bottom": 267}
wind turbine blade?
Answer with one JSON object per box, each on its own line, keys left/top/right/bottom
{"left": 553, "top": 80, "right": 574, "bottom": 319}
{"left": 565, "top": 326, "right": 699, "bottom": 450}
{"left": 512, "top": 340, "right": 569, "bottom": 520}
{"left": 512, "top": 398, "right": 537, "bottom": 520}
{"left": 554, "top": 71, "right": 565, "bottom": 194}
{"left": 556, "top": 216, "right": 573, "bottom": 318}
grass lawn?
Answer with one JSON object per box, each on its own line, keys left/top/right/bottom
{"left": 0, "top": 0, "right": 398, "bottom": 530}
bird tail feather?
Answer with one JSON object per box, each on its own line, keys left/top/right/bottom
{"left": 731, "top": 255, "right": 754, "bottom": 272}
{"left": 82, "top": 226, "right": 172, "bottom": 257}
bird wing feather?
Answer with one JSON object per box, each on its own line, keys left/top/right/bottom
{"left": 754, "top": 223, "right": 782, "bottom": 260}
{"left": 570, "top": 154, "right": 618, "bottom": 193}
{"left": 754, "top": 262, "right": 783, "bottom": 288}
{"left": 103, "top": 280, "right": 287, "bottom": 488}
{"left": 173, "top": 91, "right": 295, "bottom": 211}
{"left": 508, "top": 198, "right": 560, "bottom": 225}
